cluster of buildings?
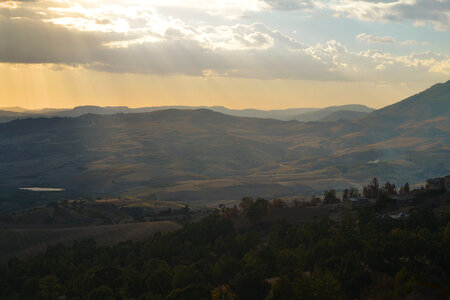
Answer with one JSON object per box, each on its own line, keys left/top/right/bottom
{"left": 341, "top": 175, "right": 449, "bottom": 210}
{"left": 425, "top": 175, "right": 450, "bottom": 191}
{"left": 342, "top": 197, "right": 368, "bottom": 210}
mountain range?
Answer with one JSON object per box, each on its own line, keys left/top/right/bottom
{"left": 0, "top": 104, "right": 374, "bottom": 124}
{"left": 0, "top": 81, "right": 448, "bottom": 208}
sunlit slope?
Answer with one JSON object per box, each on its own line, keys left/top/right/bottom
{"left": 369, "top": 80, "right": 450, "bottom": 121}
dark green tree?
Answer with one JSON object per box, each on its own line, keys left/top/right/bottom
{"left": 88, "top": 285, "right": 114, "bottom": 300}
{"left": 246, "top": 198, "right": 269, "bottom": 218}
{"left": 323, "top": 189, "right": 339, "bottom": 204}
{"left": 38, "top": 275, "right": 65, "bottom": 300}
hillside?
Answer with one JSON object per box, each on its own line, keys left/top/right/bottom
{"left": 0, "top": 82, "right": 448, "bottom": 209}
{"left": 0, "top": 110, "right": 32, "bottom": 123}
{"left": 369, "top": 80, "right": 450, "bottom": 121}
{"left": 319, "top": 110, "right": 369, "bottom": 122}
{"left": 0, "top": 108, "right": 67, "bottom": 123}
{"left": 290, "top": 104, "right": 373, "bottom": 122}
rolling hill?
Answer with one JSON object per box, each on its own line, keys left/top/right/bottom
{"left": 318, "top": 110, "right": 369, "bottom": 122}
{"left": 369, "top": 80, "right": 450, "bottom": 121}
{"left": 0, "top": 81, "right": 448, "bottom": 209}
{"left": 0, "top": 104, "right": 373, "bottom": 123}
{"left": 290, "top": 104, "right": 373, "bottom": 122}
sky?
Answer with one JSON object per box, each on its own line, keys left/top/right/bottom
{"left": 0, "top": 0, "right": 449, "bottom": 109}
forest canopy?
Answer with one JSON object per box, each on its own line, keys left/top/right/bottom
{"left": 1, "top": 204, "right": 449, "bottom": 300}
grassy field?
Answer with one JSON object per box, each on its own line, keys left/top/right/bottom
{"left": 0, "top": 221, "right": 181, "bottom": 263}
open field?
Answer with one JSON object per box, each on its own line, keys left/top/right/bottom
{"left": 0, "top": 221, "right": 181, "bottom": 263}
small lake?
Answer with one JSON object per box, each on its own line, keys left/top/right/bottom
{"left": 19, "top": 187, "right": 65, "bottom": 192}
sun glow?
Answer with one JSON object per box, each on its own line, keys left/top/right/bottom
{"left": 0, "top": 0, "right": 448, "bottom": 109}
{"left": 0, "top": 63, "right": 431, "bottom": 110}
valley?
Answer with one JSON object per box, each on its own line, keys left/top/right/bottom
{"left": 0, "top": 81, "right": 448, "bottom": 213}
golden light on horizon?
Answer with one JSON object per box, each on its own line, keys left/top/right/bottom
{"left": 0, "top": 0, "right": 448, "bottom": 110}
{"left": 0, "top": 63, "right": 433, "bottom": 110}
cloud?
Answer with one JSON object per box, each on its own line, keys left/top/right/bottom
{"left": 356, "top": 33, "right": 428, "bottom": 45}
{"left": 0, "top": 15, "right": 135, "bottom": 64}
{"left": 0, "top": 12, "right": 340, "bottom": 79}
{"left": 332, "top": 0, "right": 450, "bottom": 31}
{"left": 0, "top": 0, "right": 448, "bottom": 83}
{"left": 260, "top": 0, "right": 314, "bottom": 10}
{"left": 356, "top": 33, "right": 396, "bottom": 43}
{"left": 399, "top": 40, "right": 428, "bottom": 45}
{"left": 357, "top": 50, "right": 450, "bottom": 78}
{"left": 429, "top": 58, "right": 450, "bottom": 75}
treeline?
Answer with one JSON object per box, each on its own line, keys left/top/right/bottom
{"left": 217, "top": 178, "right": 415, "bottom": 218}
{"left": 1, "top": 205, "right": 449, "bottom": 299}
{"left": 312, "top": 178, "right": 414, "bottom": 208}
{"left": 239, "top": 178, "right": 414, "bottom": 209}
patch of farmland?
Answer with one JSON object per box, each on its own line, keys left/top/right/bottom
{"left": 0, "top": 221, "right": 181, "bottom": 263}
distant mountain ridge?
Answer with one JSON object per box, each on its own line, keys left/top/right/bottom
{"left": 318, "top": 110, "right": 369, "bottom": 122}
{"left": 370, "top": 80, "right": 450, "bottom": 121}
{"left": 289, "top": 104, "right": 373, "bottom": 122}
{"left": 0, "top": 81, "right": 448, "bottom": 208}
{"left": 0, "top": 104, "right": 374, "bottom": 123}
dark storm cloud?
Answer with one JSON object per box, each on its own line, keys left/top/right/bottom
{"left": 0, "top": 16, "right": 137, "bottom": 64}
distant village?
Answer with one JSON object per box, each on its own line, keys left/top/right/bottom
{"left": 224, "top": 175, "right": 450, "bottom": 222}
{"left": 340, "top": 175, "right": 450, "bottom": 211}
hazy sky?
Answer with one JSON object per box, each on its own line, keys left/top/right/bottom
{"left": 0, "top": 0, "right": 449, "bottom": 109}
